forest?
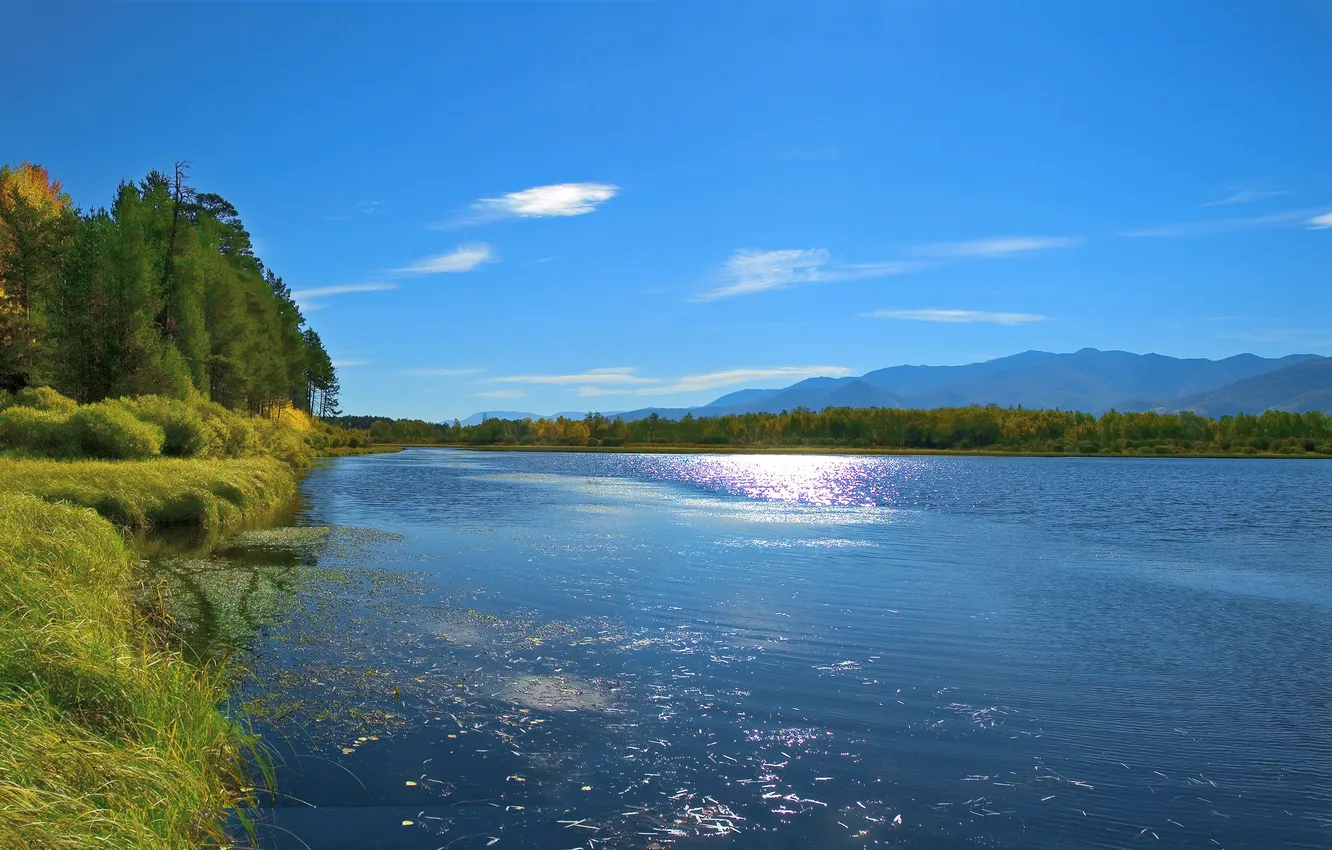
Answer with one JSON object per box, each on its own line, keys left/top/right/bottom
{"left": 0, "top": 162, "right": 338, "bottom": 416}
{"left": 343, "top": 404, "right": 1332, "bottom": 456}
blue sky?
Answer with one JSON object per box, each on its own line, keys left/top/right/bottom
{"left": 5, "top": 1, "right": 1331, "bottom": 420}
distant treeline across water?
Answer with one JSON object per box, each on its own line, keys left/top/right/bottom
{"left": 332, "top": 405, "right": 1332, "bottom": 456}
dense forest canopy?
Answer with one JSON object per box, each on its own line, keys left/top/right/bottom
{"left": 0, "top": 162, "right": 338, "bottom": 415}
{"left": 334, "top": 404, "right": 1332, "bottom": 456}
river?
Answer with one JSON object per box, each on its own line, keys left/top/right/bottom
{"left": 152, "top": 448, "right": 1332, "bottom": 849}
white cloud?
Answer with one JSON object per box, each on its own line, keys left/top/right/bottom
{"left": 399, "top": 243, "right": 495, "bottom": 274}
{"left": 290, "top": 282, "right": 398, "bottom": 301}
{"left": 577, "top": 366, "right": 852, "bottom": 397}
{"left": 1201, "top": 189, "right": 1287, "bottom": 207}
{"left": 1307, "top": 211, "right": 1332, "bottom": 230}
{"left": 490, "top": 367, "right": 656, "bottom": 386}
{"left": 407, "top": 368, "right": 485, "bottom": 377}
{"left": 696, "top": 248, "right": 920, "bottom": 301}
{"left": 864, "top": 308, "right": 1047, "bottom": 325}
{"left": 913, "top": 236, "right": 1082, "bottom": 258}
{"left": 475, "top": 389, "right": 528, "bottom": 399}
{"left": 332, "top": 359, "right": 371, "bottom": 368}
{"left": 1122, "top": 209, "right": 1320, "bottom": 238}
{"left": 443, "top": 183, "right": 618, "bottom": 227}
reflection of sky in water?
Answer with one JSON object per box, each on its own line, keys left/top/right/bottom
{"left": 234, "top": 449, "right": 1332, "bottom": 850}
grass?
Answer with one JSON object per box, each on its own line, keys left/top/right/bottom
{"left": 0, "top": 456, "right": 297, "bottom": 530}
{"left": 0, "top": 493, "right": 255, "bottom": 848}
{"left": 0, "top": 431, "right": 315, "bottom": 846}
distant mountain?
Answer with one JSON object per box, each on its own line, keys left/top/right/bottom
{"left": 602, "top": 349, "right": 1325, "bottom": 421}
{"left": 1165, "top": 358, "right": 1332, "bottom": 417}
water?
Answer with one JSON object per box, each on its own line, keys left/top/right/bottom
{"left": 183, "top": 449, "right": 1332, "bottom": 848}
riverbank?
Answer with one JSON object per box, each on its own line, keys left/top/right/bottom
{"left": 0, "top": 453, "right": 304, "bottom": 848}
{"left": 389, "top": 442, "right": 1331, "bottom": 459}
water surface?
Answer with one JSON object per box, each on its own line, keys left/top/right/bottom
{"left": 207, "top": 449, "right": 1331, "bottom": 849}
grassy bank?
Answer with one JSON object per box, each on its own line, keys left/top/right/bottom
{"left": 0, "top": 491, "right": 260, "bottom": 848}
{"left": 0, "top": 389, "right": 365, "bottom": 847}
{"left": 0, "top": 456, "right": 297, "bottom": 530}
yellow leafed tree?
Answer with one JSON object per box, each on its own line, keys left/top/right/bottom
{"left": 0, "top": 162, "right": 70, "bottom": 303}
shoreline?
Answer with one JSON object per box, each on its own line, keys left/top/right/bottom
{"left": 0, "top": 452, "right": 312, "bottom": 847}
{"left": 382, "top": 442, "right": 1332, "bottom": 460}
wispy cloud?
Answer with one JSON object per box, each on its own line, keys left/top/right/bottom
{"left": 1121, "top": 209, "right": 1320, "bottom": 238}
{"left": 912, "top": 236, "right": 1083, "bottom": 258}
{"left": 406, "top": 368, "right": 485, "bottom": 377}
{"left": 1307, "top": 211, "right": 1332, "bottom": 230}
{"left": 290, "top": 282, "right": 398, "bottom": 301}
{"left": 475, "top": 389, "right": 528, "bottom": 399}
{"left": 332, "top": 359, "right": 371, "bottom": 368}
{"left": 398, "top": 243, "right": 495, "bottom": 274}
{"left": 577, "top": 366, "right": 853, "bottom": 397}
{"left": 864, "top": 308, "right": 1047, "bottom": 325}
{"left": 696, "top": 248, "right": 920, "bottom": 301}
{"left": 442, "top": 183, "right": 618, "bottom": 227}
{"left": 489, "top": 367, "right": 655, "bottom": 387}
{"left": 1201, "top": 189, "right": 1287, "bottom": 207}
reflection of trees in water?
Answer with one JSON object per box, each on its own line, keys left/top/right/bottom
{"left": 144, "top": 528, "right": 334, "bottom": 663}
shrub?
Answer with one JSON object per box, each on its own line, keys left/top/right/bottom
{"left": 68, "top": 402, "right": 165, "bottom": 459}
{"left": 0, "top": 406, "right": 77, "bottom": 454}
{"left": 12, "top": 385, "right": 78, "bottom": 414}
{"left": 253, "top": 421, "right": 315, "bottom": 468}
{"left": 194, "top": 402, "right": 257, "bottom": 457}
{"left": 123, "top": 396, "right": 213, "bottom": 457}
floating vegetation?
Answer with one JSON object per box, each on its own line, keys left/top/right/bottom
{"left": 228, "top": 525, "right": 332, "bottom": 551}
{"left": 498, "top": 674, "right": 615, "bottom": 711}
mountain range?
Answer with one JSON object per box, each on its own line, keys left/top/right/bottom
{"left": 460, "top": 349, "right": 1332, "bottom": 424}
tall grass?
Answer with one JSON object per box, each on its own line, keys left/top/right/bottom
{"left": 0, "top": 387, "right": 368, "bottom": 465}
{"left": 0, "top": 494, "right": 252, "bottom": 848}
{"left": 0, "top": 456, "right": 296, "bottom": 530}
{"left": 0, "top": 390, "right": 350, "bottom": 846}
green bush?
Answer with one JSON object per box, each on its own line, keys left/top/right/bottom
{"left": 68, "top": 402, "right": 165, "bottom": 459}
{"left": 0, "top": 406, "right": 77, "bottom": 454}
{"left": 251, "top": 420, "right": 314, "bottom": 468}
{"left": 123, "top": 396, "right": 213, "bottom": 457}
{"left": 194, "top": 402, "right": 257, "bottom": 458}
{"left": 12, "top": 386, "right": 78, "bottom": 414}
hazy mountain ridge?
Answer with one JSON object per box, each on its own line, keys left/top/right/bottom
{"left": 1166, "top": 358, "right": 1332, "bottom": 417}
{"left": 604, "top": 350, "right": 1328, "bottom": 422}
{"left": 456, "top": 350, "right": 1330, "bottom": 424}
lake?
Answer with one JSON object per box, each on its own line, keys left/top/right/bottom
{"left": 172, "top": 449, "right": 1332, "bottom": 849}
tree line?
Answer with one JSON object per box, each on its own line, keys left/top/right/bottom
{"left": 0, "top": 162, "right": 338, "bottom": 415}
{"left": 338, "top": 405, "right": 1332, "bottom": 456}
